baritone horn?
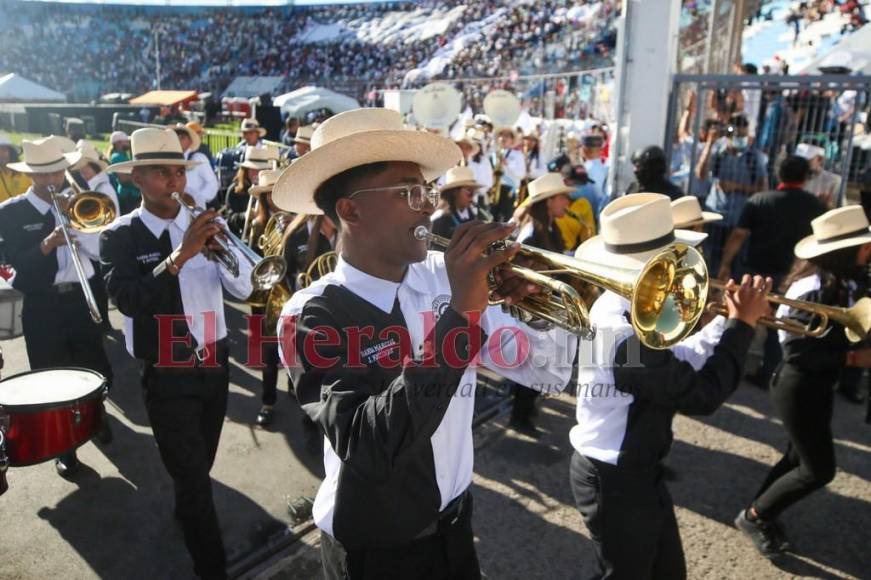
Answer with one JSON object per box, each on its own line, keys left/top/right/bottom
{"left": 708, "top": 279, "right": 871, "bottom": 342}
{"left": 415, "top": 226, "right": 709, "bottom": 349}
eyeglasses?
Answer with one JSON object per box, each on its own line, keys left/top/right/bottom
{"left": 348, "top": 184, "right": 440, "bottom": 211}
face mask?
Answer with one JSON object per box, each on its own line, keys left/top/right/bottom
{"left": 730, "top": 136, "right": 748, "bottom": 151}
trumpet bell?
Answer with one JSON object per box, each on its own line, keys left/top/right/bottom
{"left": 68, "top": 191, "right": 117, "bottom": 233}
{"left": 845, "top": 297, "right": 871, "bottom": 342}
{"left": 252, "top": 256, "right": 288, "bottom": 291}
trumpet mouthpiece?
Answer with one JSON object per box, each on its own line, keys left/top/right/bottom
{"left": 413, "top": 225, "right": 431, "bottom": 241}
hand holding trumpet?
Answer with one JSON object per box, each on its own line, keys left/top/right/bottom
{"left": 721, "top": 274, "right": 773, "bottom": 328}
{"left": 175, "top": 208, "right": 226, "bottom": 266}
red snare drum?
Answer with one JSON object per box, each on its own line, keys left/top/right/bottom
{"left": 0, "top": 368, "right": 107, "bottom": 466}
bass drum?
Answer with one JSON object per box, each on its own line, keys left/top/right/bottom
{"left": 0, "top": 368, "right": 107, "bottom": 466}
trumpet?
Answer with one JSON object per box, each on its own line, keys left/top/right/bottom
{"left": 708, "top": 279, "right": 871, "bottom": 342}
{"left": 171, "top": 193, "right": 287, "bottom": 292}
{"left": 415, "top": 226, "right": 709, "bottom": 349}
{"left": 48, "top": 181, "right": 117, "bottom": 324}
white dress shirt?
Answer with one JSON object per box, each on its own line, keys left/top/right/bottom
{"left": 123, "top": 205, "right": 253, "bottom": 355}
{"left": 184, "top": 150, "right": 219, "bottom": 208}
{"left": 25, "top": 189, "right": 97, "bottom": 285}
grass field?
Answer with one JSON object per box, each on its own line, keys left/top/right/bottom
{"left": 3, "top": 130, "right": 111, "bottom": 155}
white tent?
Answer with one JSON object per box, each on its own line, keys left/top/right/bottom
{"left": 273, "top": 86, "right": 359, "bottom": 118}
{"left": 0, "top": 73, "right": 65, "bottom": 102}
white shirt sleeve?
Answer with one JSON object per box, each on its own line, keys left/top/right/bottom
{"left": 669, "top": 316, "right": 727, "bottom": 371}
{"left": 479, "top": 305, "right": 578, "bottom": 395}
{"left": 216, "top": 217, "right": 254, "bottom": 300}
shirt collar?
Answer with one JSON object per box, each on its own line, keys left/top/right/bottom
{"left": 25, "top": 188, "right": 52, "bottom": 215}
{"left": 332, "top": 254, "right": 432, "bottom": 313}
{"left": 139, "top": 203, "right": 190, "bottom": 239}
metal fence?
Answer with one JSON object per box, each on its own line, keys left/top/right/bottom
{"left": 116, "top": 118, "right": 289, "bottom": 156}
{"left": 665, "top": 74, "right": 870, "bottom": 202}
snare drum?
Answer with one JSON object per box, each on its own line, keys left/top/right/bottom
{"left": 0, "top": 368, "right": 107, "bottom": 466}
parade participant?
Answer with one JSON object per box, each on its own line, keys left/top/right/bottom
{"left": 489, "top": 126, "right": 525, "bottom": 221}
{"left": 274, "top": 108, "right": 576, "bottom": 579}
{"left": 223, "top": 145, "right": 278, "bottom": 235}
{"left": 735, "top": 205, "right": 871, "bottom": 558}
{"left": 521, "top": 131, "right": 547, "bottom": 181}
{"left": 237, "top": 118, "right": 266, "bottom": 150}
{"left": 186, "top": 121, "right": 215, "bottom": 168}
{"left": 463, "top": 128, "right": 493, "bottom": 207}
{"left": 431, "top": 166, "right": 489, "bottom": 240}
{"left": 293, "top": 124, "right": 315, "bottom": 158}
{"left": 569, "top": 193, "right": 770, "bottom": 579}
{"left": 174, "top": 124, "right": 219, "bottom": 208}
{"left": 670, "top": 195, "right": 723, "bottom": 233}
{"left": 102, "top": 128, "right": 254, "bottom": 580}
{"left": 0, "top": 137, "right": 114, "bottom": 478}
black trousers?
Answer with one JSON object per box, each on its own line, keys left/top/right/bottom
{"left": 251, "top": 304, "right": 283, "bottom": 406}
{"left": 141, "top": 343, "right": 230, "bottom": 580}
{"left": 570, "top": 452, "right": 686, "bottom": 580}
{"left": 320, "top": 494, "right": 480, "bottom": 580}
{"left": 752, "top": 364, "right": 837, "bottom": 519}
{"left": 22, "top": 284, "right": 112, "bottom": 379}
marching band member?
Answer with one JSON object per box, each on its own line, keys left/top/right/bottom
{"left": 237, "top": 118, "right": 266, "bottom": 152}
{"left": 569, "top": 193, "right": 770, "bottom": 580}
{"left": 431, "top": 166, "right": 489, "bottom": 240}
{"left": 521, "top": 131, "right": 547, "bottom": 181}
{"left": 293, "top": 124, "right": 315, "bottom": 158}
{"left": 735, "top": 206, "right": 871, "bottom": 558}
{"left": 274, "top": 109, "right": 576, "bottom": 579}
{"left": 0, "top": 133, "right": 30, "bottom": 201}
{"left": 489, "top": 126, "right": 525, "bottom": 221}
{"left": 174, "top": 124, "right": 219, "bottom": 208}
{"left": 223, "top": 145, "right": 278, "bottom": 235}
{"left": 102, "top": 128, "right": 253, "bottom": 580}
{"left": 671, "top": 195, "right": 723, "bottom": 233}
{"left": 0, "top": 137, "right": 113, "bottom": 478}
{"left": 106, "top": 131, "right": 141, "bottom": 215}
{"left": 463, "top": 129, "right": 493, "bottom": 208}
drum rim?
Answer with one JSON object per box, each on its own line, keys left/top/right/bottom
{"left": 0, "top": 367, "right": 107, "bottom": 410}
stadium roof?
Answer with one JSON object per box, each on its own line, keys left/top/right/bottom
{"left": 129, "top": 90, "right": 198, "bottom": 106}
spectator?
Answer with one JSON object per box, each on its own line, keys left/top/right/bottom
{"left": 106, "top": 130, "right": 140, "bottom": 215}
{"left": 718, "top": 156, "right": 826, "bottom": 387}
{"left": 0, "top": 134, "right": 31, "bottom": 202}
{"left": 626, "top": 145, "right": 684, "bottom": 200}
{"left": 795, "top": 142, "right": 842, "bottom": 208}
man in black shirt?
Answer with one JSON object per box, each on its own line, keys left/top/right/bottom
{"left": 625, "top": 145, "right": 684, "bottom": 200}
{"left": 719, "top": 156, "right": 826, "bottom": 385}
{"left": 273, "top": 108, "right": 577, "bottom": 579}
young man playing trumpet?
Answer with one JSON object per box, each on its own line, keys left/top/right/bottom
{"left": 274, "top": 109, "right": 577, "bottom": 579}
{"left": 101, "top": 128, "right": 254, "bottom": 580}
{"left": 0, "top": 137, "right": 113, "bottom": 478}
{"left": 569, "top": 193, "right": 771, "bottom": 579}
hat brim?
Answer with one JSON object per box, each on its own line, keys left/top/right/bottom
{"left": 64, "top": 151, "right": 108, "bottom": 173}
{"left": 575, "top": 229, "right": 708, "bottom": 270}
{"left": 106, "top": 158, "right": 201, "bottom": 174}
{"left": 440, "top": 179, "right": 482, "bottom": 193}
{"left": 249, "top": 183, "right": 275, "bottom": 195}
{"left": 673, "top": 211, "right": 723, "bottom": 229}
{"left": 7, "top": 158, "right": 71, "bottom": 174}
{"left": 240, "top": 160, "right": 274, "bottom": 171}
{"left": 174, "top": 126, "right": 202, "bottom": 153}
{"left": 293, "top": 137, "right": 311, "bottom": 145}
{"left": 794, "top": 228, "right": 871, "bottom": 260}
{"left": 273, "top": 130, "right": 462, "bottom": 215}
{"left": 518, "top": 185, "right": 575, "bottom": 209}
{"left": 241, "top": 127, "right": 268, "bottom": 137}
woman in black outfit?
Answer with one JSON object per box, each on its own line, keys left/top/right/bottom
{"left": 735, "top": 205, "right": 871, "bottom": 557}
{"left": 431, "top": 166, "right": 489, "bottom": 239}
{"left": 510, "top": 172, "right": 574, "bottom": 433}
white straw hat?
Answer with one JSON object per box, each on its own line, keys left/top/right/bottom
{"left": 7, "top": 137, "right": 72, "bottom": 174}
{"left": 249, "top": 168, "right": 282, "bottom": 195}
{"left": 671, "top": 196, "right": 723, "bottom": 228}
{"left": 239, "top": 145, "right": 280, "bottom": 170}
{"left": 293, "top": 124, "right": 316, "bottom": 145}
{"left": 440, "top": 166, "right": 481, "bottom": 192}
{"left": 43, "top": 135, "right": 77, "bottom": 155}
{"left": 64, "top": 139, "right": 108, "bottom": 172}
{"left": 106, "top": 128, "right": 201, "bottom": 173}
{"left": 172, "top": 123, "right": 201, "bottom": 153}
{"left": 519, "top": 172, "right": 575, "bottom": 208}
{"left": 794, "top": 205, "right": 871, "bottom": 260}
{"left": 273, "top": 108, "right": 462, "bottom": 215}
{"left": 240, "top": 118, "right": 267, "bottom": 137}
{"left": 575, "top": 193, "right": 707, "bottom": 270}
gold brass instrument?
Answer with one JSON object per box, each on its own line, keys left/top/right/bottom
{"left": 515, "top": 141, "right": 532, "bottom": 207}
{"left": 257, "top": 211, "right": 293, "bottom": 256}
{"left": 171, "top": 192, "right": 287, "bottom": 292}
{"left": 488, "top": 149, "right": 504, "bottom": 208}
{"left": 248, "top": 211, "right": 294, "bottom": 309}
{"left": 48, "top": 179, "right": 117, "bottom": 323}
{"left": 296, "top": 251, "right": 338, "bottom": 290}
{"left": 415, "top": 226, "right": 709, "bottom": 349}
{"left": 708, "top": 279, "right": 871, "bottom": 342}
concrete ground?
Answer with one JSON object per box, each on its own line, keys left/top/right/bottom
{"left": 252, "top": 380, "right": 871, "bottom": 580}
{"left": 2, "top": 300, "right": 870, "bottom": 579}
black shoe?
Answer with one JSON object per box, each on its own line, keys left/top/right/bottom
{"left": 509, "top": 416, "right": 540, "bottom": 438}
{"left": 55, "top": 454, "right": 81, "bottom": 479}
{"left": 95, "top": 420, "right": 113, "bottom": 445}
{"left": 734, "top": 509, "right": 787, "bottom": 558}
{"left": 256, "top": 406, "right": 274, "bottom": 427}
{"left": 837, "top": 385, "right": 865, "bottom": 404}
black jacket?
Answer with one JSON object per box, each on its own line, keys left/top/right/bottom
{"left": 0, "top": 194, "right": 58, "bottom": 295}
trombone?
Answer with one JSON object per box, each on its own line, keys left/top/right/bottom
{"left": 47, "top": 179, "right": 117, "bottom": 324}
{"left": 708, "top": 279, "right": 871, "bottom": 342}
{"left": 171, "top": 192, "right": 287, "bottom": 292}
{"left": 415, "top": 226, "right": 709, "bottom": 349}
